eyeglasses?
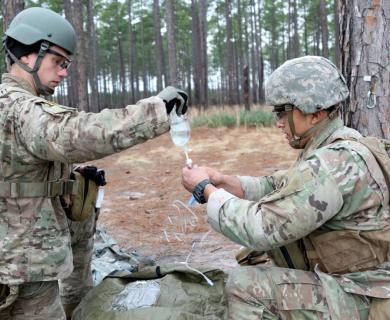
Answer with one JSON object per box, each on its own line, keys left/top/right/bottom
{"left": 273, "top": 104, "right": 294, "bottom": 121}
{"left": 46, "top": 48, "right": 72, "bottom": 70}
{"left": 274, "top": 110, "right": 287, "bottom": 121}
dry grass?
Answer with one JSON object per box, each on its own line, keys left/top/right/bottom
{"left": 188, "top": 104, "right": 275, "bottom": 128}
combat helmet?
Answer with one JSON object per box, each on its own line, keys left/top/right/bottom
{"left": 4, "top": 7, "right": 76, "bottom": 96}
{"left": 265, "top": 56, "right": 349, "bottom": 148}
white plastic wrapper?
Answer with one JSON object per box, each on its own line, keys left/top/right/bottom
{"left": 92, "top": 228, "right": 154, "bottom": 286}
{"left": 95, "top": 187, "right": 105, "bottom": 208}
{"left": 111, "top": 280, "right": 161, "bottom": 311}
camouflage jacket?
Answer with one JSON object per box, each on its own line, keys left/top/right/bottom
{"left": 0, "top": 73, "right": 169, "bottom": 285}
{"left": 207, "top": 117, "right": 390, "bottom": 298}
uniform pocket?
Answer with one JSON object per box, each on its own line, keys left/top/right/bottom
{"left": 308, "top": 230, "right": 379, "bottom": 273}
{"left": 272, "top": 271, "right": 328, "bottom": 312}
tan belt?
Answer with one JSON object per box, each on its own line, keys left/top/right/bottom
{"left": 0, "top": 180, "right": 76, "bottom": 198}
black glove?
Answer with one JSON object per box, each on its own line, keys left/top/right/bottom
{"left": 158, "top": 86, "right": 188, "bottom": 116}
{"left": 74, "top": 166, "right": 107, "bottom": 186}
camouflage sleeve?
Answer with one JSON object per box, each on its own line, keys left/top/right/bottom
{"left": 16, "top": 97, "right": 169, "bottom": 163}
{"left": 207, "top": 152, "right": 346, "bottom": 251}
{"left": 238, "top": 169, "right": 287, "bottom": 201}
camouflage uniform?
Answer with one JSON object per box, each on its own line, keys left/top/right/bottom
{"left": 207, "top": 115, "right": 390, "bottom": 319}
{"left": 205, "top": 53, "right": 390, "bottom": 318}
{"left": 0, "top": 73, "right": 169, "bottom": 318}
{"left": 59, "top": 209, "right": 97, "bottom": 306}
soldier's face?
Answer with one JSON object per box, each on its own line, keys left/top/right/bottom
{"left": 37, "top": 45, "right": 70, "bottom": 91}
{"left": 22, "top": 45, "right": 70, "bottom": 93}
{"left": 276, "top": 108, "right": 313, "bottom": 143}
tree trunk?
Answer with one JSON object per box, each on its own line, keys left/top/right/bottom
{"left": 87, "top": 0, "right": 99, "bottom": 112}
{"left": 270, "top": 1, "right": 278, "bottom": 70}
{"left": 118, "top": 37, "right": 126, "bottom": 105}
{"left": 127, "top": 0, "right": 137, "bottom": 102}
{"left": 292, "top": 0, "right": 299, "bottom": 58}
{"left": 287, "top": 0, "right": 292, "bottom": 59}
{"left": 2, "top": 0, "right": 24, "bottom": 73}
{"left": 243, "top": 5, "right": 250, "bottom": 86}
{"left": 113, "top": 0, "right": 126, "bottom": 106}
{"left": 234, "top": 37, "right": 241, "bottom": 105}
{"left": 140, "top": 4, "right": 148, "bottom": 98}
{"left": 2, "top": 0, "right": 24, "bottom": 31}
{"left": 250, "top": 0, "right": 258, "bottom": 104}
{"left": 199, "top": 0, "right": 208, "bottom": 108}
{"left": 339, "top": 0, "right": 390, "bottom": 140}
{"left": 191, "top": 0, "right": 201, "bottom": 106}
{"left": 225, "top": 0, "right": 235, "bottom": 105}
{"left": 334, "top": 0, "right": 340, "bottom": 67}
{"left": 315, "top": 4, "right": 321, "bottom": 56}
{"left": 72, "top": 0, "right": 89, "bottom": 111}
{"left": 64, "top": 0, "right": 89, "bottom": 111}
{"left": 165, "top": 0, "right": 178, "bottom": 86}
{"left": 63, "top": 0, "right": 77, "bottom": 107}
{"left": 243, "top": 65, "right": 250, "bottom": 110}
{"left": 320, "top": 0, "right": 329, "bottom": 58}
{"left": 303, "top": 1, "right": 309, "bottom": 55}
{"left": 102, "top": 66, "right": 108, "bottom": 108}
{"left": 237, "top": 0, "right": 245, "bottom": 106}
{"left": 153, "top": 0, "right": 164, "bottom": 91}
{"left": 257, "top": 0, "right": 265, "bottom": 102}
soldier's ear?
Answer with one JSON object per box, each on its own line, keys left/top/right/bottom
{"left": 20, "top": 52, "right": 37, "bottom": 66}
{"left": 20, "top": 53, "right": 33, "bottom": 65}
{"left": 20, "top": 55, "right": 29, "bottom": 63}
{"left": 310, "top": 110, "right": 328, "bottom": 125}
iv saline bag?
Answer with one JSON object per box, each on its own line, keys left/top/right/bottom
{"left": 169, "top": 111, "right": 196, "bottom": 205}
{"left": 169, "top": 112, "right": 190, "bottom": 148}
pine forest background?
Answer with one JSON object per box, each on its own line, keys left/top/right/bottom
{"left": 1, "top": 0, "right": 338, "bottom": 112}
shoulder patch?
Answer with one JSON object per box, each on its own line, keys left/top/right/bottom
{"left": 41, "top": 99, "right": 58, "bottom": 107}
{"left": 39, "top": 100, "right": 77, "bottom": 116}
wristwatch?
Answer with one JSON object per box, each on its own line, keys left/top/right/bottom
{"left": 192, "top": 179, "right": 212, "bottom": 204}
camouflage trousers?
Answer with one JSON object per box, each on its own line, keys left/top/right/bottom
{"left": 59, "top": 209, "right": 98, "bottom": 305}
{"left": 0, "top": 281, "right": 65, "bottom": 320}
{"left": 0, "top": 210, "right": 98, "bottom": 319}
{"left": 225, "top": 266, "right": 370, "bottom": 320}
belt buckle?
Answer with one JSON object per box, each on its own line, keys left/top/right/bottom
{"left": 47, "top": 181, "right": 62, "bottom": 197}
{"left": 10, "top": 182, "right": 20, "bottom": 198}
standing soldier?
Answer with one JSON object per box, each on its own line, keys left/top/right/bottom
{"left": 182, "top": 56, "right": 390, "bottom": 319}
{"left": 0, "top": 7, "right": 187, "bottom": 320}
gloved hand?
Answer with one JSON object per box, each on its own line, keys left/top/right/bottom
{"left": 158, "top": 86, "right": 188, "bottom": 116}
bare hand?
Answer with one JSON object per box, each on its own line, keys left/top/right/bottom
{"left": 204, "top": 167, "right": 224, "bottom": 186}
{"left": 182, "top": 165, "right": 210, "bottom": 192}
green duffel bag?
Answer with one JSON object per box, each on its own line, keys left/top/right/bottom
{"left": 73, "top": 263, "right": 228, "bottom": 320}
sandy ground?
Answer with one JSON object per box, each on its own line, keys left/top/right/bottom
{"left": 92, "top": 126, "right": 298, "bottom": 270}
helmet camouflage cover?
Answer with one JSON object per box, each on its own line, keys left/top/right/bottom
{"left": 265, "top": 56, "right": 349, "bottom": 113}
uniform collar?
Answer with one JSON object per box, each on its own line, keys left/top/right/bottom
{"left": 1, "top": 73, "right": 37, "bottom": 95}
{"left": 299, "top": 116, "right": 344, "bottom": 160}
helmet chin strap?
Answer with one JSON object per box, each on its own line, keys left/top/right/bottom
{"left": 286, "top": 106, "right": 340, "bottom": 149}
{"left": 5, "top": 41, "right": 54, "bottom": 96}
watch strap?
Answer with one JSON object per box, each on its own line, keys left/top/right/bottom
{"left": 192, "top": 179, "right": 211, "bottom": 204}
